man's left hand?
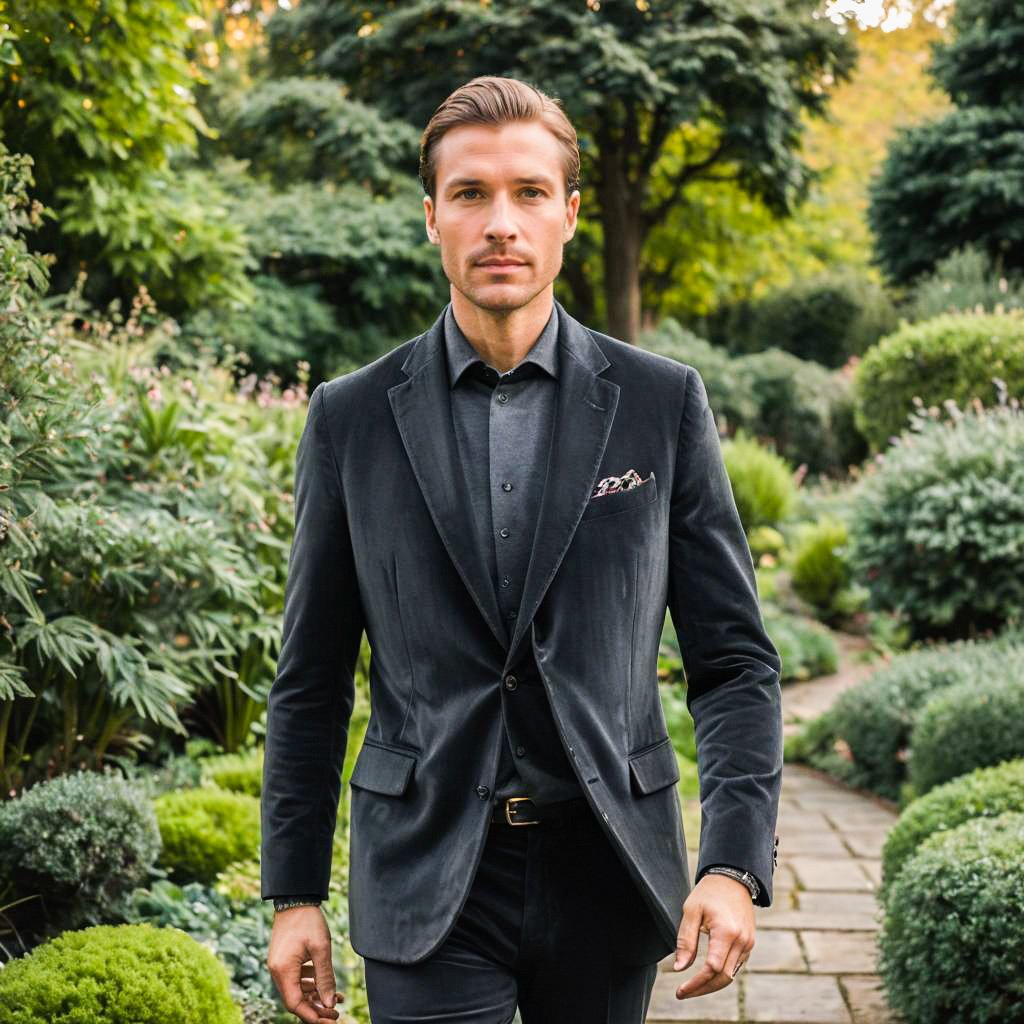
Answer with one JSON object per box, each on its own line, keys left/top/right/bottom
{"left": 671, "top": 873, "right": 756, "bottom": 999}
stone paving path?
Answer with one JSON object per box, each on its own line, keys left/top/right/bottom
{"left": 646, "top": 632, "right": 901, "bottom": 1024}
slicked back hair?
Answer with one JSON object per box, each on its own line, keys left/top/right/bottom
{"left": 419, "top": 75, "right": 581, "bottom": 203}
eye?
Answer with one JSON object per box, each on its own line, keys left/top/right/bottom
{"left": 522, "top": 187, "right": 543, "bottom": 198}
{"left": 455, "top": 188, "right": 480, "bottom": 200}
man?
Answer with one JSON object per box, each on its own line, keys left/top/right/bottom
{"left": 263, "top": 75, "right": 782, "bottom": 1024}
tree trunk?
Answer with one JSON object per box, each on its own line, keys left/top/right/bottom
{"left": 597, "top": 155, "right": 644, "bottom": 343}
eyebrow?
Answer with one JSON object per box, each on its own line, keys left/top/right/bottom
{"left": 445, "top": 176, "right": 557, "bottom": 191}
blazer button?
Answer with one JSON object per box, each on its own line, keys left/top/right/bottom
{"left": 504, "top": 673, "right": 518, "bottom": 690}
{"left": 476, "top": 785, "right": 490, "bottom": 799}
{"left": 515, "top": 745, "right": 526, "bottom": 757}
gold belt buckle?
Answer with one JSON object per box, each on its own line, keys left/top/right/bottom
{"left": 504, "top": 796, "right": 538, "bottom": 825}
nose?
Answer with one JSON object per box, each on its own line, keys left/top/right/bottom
{"left": 484, "top": 193, "right": 517, "bottom": 243}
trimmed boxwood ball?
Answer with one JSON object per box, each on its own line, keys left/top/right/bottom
{"left": 153, "top": 786, "right": 260, "bottom": 884}
{"left": 0, "top": 922, "right": 243, "bottom": 1024}
{"left": 878, "top": 811, "right": 1024, "bottom": 1024}
{"left": 907, "top": 673, "right": 1024, "bottom": 796}
{"left": 880, "top": 758, "right": 1024, "bottom": 901}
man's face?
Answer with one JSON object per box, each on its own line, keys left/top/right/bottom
{"left": 423, "top": 120, "right": 580, "bottom": 314}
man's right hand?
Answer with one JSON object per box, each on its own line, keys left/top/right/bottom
{"left": 266, "top": 905, "right": 342, "bottom": 1022}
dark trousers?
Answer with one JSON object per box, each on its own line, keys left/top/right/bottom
{"left": 362, "top": 799, "right": 664, "bottom": 1023}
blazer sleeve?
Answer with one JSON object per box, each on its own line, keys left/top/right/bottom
{"left": 666, "top": 365, "right": 783, "bottom": 907}
{"left": 260, "top": 380, "right": 366, "bottom": 901}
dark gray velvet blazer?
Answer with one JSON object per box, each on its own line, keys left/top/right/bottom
{"left": 260, "top": 297, "right": 783, "bottom": 965}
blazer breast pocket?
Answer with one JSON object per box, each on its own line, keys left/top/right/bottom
{"left": 579, "top": 472, "right": 658, "bottom": 522}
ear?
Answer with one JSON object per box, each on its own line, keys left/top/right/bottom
{"left": 562, "top": 189, "right": 581, "bottom": 244}
{"left": 423, "top": 195, "right": 440, "bottom": 245}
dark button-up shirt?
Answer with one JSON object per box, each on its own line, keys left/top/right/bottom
{"left": 444, "top": 301, "right": 583, "bottom": 806}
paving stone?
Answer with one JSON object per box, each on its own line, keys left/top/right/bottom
{"left": 857, "top": 859, "right": 882, "bottom": 888}
{"left": 774, "top": 831, "right": 850, "bottom": 857}
{"left": 824, "top": 807, "right": 898, "bottom": 829}
{"left": 839, "top": 829, "right": 894, "bottom": 859}
{"left": 647, "top": 970, "right": 740, "bottom": 1021}
{"left": 797, "top": 891, "right": 880, "bottom": 919}
{"left": 840, "top": 975, "right": 899, "bottom": 1024}
{"left": 801, "top": 931, "right": 879, "bottom": 974}
{"left": 775, "top": 810, "right": 836, "bottom": 835}
{"left": 789, "top": 857, "right": 875, "bottom": 891}
{"left": 743, "top": 973, "right": 852, "bottom": 1022}
{"left": 747, "top": 929, "right": 805, "bottom": 972}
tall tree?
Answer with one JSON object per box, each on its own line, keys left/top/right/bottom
{"left": 868, "top": 0, "right": 1024, "bottom": 286}
{"left": 263, "top": 0, "right": 855, "bottom": 342}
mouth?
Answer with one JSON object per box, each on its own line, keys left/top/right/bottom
{"left": 477, "top": 261, "right": 527, "bottom": 272}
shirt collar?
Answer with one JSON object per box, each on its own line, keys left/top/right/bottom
{"left": 444, "top": 302, "right": 559, "bottom": 389}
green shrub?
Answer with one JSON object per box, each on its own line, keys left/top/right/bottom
{"left": 853, "top": 311, "right": 1024, "bottom": 450}
{"left": 849, "top": 398, "right": 1024, "bottom": 640}
{"left": 747, "top": 525, "right": 785, "bottom": 562}
{"left": 812, "top": 638, "right": 1017, "bottom": 799}
{"left": 637, "top": 321, "right": 867, "bottom": 476}
{"left": 153, "top": 786, "right": 260, "bottom": 884}
{"left": 199, "top": 747, "right": 265, "bottom": 797}
{"left": 881, "top": 758, "right": 1024, "bottom": 899}
{"left": 788, "top": 517, "right": 851, "bottom": 617}
{"left": 906, "top": 244, "right": 1024, "bottom": 322}
{"left": 0, "top": 922, "right": 242, "bottom": 1024}
{"left": 907, "top": 674, "right": 1024, "bottom": 796}
{"left": 878, "top": 812, "right": 1024, "bottom": 1024}
{"left": 638, "top": 318, "right": 758, "bottom": 432}
{"left": 735, "top": 348, "right": 866, "bottom": 475}
{"left": 0, "top": 769, "right": 161, "bottom": 939}
{"left": 744, "top": 270, "right": 898, "bottom": 368}
{"left": 721, "top": 433, "right": 796, "bottom": 531}
{"left": 762, "top": 607, "right": 839, "bottom": 682}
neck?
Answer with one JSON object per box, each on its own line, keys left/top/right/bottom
{"left": 450, "top": 287, "right": 554, "bottom": 374}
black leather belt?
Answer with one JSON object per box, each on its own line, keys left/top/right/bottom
{"left": 489, "top": 795, "right": 590, "bottom": 826}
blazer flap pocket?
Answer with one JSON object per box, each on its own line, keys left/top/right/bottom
{"left": 628, "top": 736, "right": 680, "bottom": 795}
{"left": 350, "top": 741, "right": 417, "bottom": 796}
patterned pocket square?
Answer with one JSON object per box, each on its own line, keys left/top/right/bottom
{"left": 590, "top": 468, "right": 653, "bottom": 499}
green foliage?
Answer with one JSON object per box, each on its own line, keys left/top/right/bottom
{"left": 747, "top": 526, "right": 786, "bottom": 561}
{"left": 848, "top": 395, "right": 1024, "bottom": 640}
{"left": 220, "top": 78, "right": 420, "bottom": 192}
{"left": 216, "top": 167, "right": 447, "bottom": 380}
{"left": 907, "top": 675, "right": 1024, "bottom": 796}
{"left": 0, "top": 770, "right": 161, "bottom": 941}
{"left": 881, "top": 758, "right": 1024, "bottom": 900}
{"left": 1, "top": 148, "right": 319, "bottom": 791}
{"left": 0, "top": 2, "right": 254, "bottom": 315}
{"left": 869, "top": 0, "right": 1024, "bottom": 286}
{"left": 125, "top": 880, "right": 280, "bottom": 1009}
{"left": 853, "top": 311, "right": 1024, "bottom": 450}
{"left": 878, "top": 812, "right": 1024, "bottom": 1024}
{"left": 199, "top": 747, "right": 264, "bottom": 798}
{"left": 0, "top": 922, "right": 243, "bottom": 1024}
{"left": 905, "top": 244, "right": 1024, "bottom": 322}
{"left": 789, "top": 518, "right": 852, "bottom": 618}
{"left": 640, "top": 320, "right": 867, "bottom": 475}
{"left": 721, "top": 434, "right": 797, "bottom": 531}
{"left": 730, "top": 270, "right": 898, "bottom": 368}
{"left": 797, "top": 634, "right": 1023, "bottom": 799}
{"left": 761, "top": 606, "right": 839, "bottom": 682}
{"left": 739, "top": 349, "right": 865, "bottom": 474}
{"left": 265, "top": 0, "right": 856, "bottom": 339}
{"left": 928, "top": 0, "right": 1024, "bottom": 111}
{"left": 153, "top": 787, "right": 260, "bottom": 885}
{"left": 638, "top": 320, "right": 758, "bottom": 431}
